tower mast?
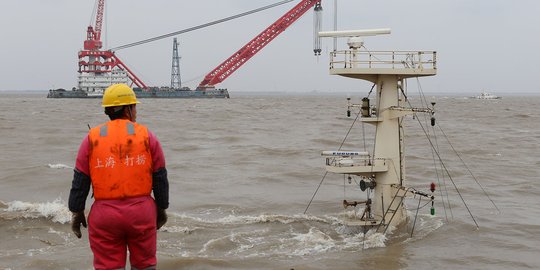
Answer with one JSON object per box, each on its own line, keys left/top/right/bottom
{"left": 320, "top": 29, "right": 437, "bottom": 229}
{"left": 171, "top": 38, "right": 182, "bottom": 89}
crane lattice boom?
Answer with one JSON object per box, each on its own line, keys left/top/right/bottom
{"left": 94, "top": 0, "right": 105, "bottom": 37}
{"left": 198, "top": 0, "right": 321, "bottom": 89}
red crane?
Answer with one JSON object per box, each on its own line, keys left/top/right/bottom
{"left": 83, "top": 0, "right": 104, "bottom": 51}
{"left": 197, "top": 0, "right": 322, "bottom": 90}
{"left": 78, "top": 0, "right": 147, "bottom": 89}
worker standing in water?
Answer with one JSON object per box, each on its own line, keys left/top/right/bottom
{"left": 68, "top": 83, "right": 169, "bottom": 269}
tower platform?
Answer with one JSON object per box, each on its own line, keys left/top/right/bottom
{"left": 329, "top": 50, "right": 436, "bottom": 82}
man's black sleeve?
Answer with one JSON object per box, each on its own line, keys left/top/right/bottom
{"left": 152, "top": 167, "right": 169, "bottom": 209}
{"left": 68, "top": 169, "right": 91, "bottom": 212}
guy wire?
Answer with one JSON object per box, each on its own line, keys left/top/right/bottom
{"left": 438, "top": 125, "right": 500, "bottom": 213}
{"left": 401, "top": 79, "right": 478, "bottom": 228}
{"left": 304, "top": 101, "right": 363, "bottom": 214}
{"left": 412, "top": 111, "right": 480, "bottom": 229}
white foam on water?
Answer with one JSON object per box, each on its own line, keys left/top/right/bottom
{"left": 360, "top": 231, "right": 387, "bottom": 249}
{"left": 322, "top": 214, "right": 346, "bottom": 226}
{"left": 198, "top": 229, "right": 269, "bottom": 257}
{"left": 196, "top": 228, "right": 326, "bottom": 258}
{"left": 226, "top": 231, "right": 256, "bottom": 256}
{"left": 199, "top": 234, "right": 231, "bottom": 255}
{"left": 287, "top": 227, "right": 336, "bottom": 256}
{"left": 404, "top": 213, "right": 445, "bottom": 242}
{"left": 219, "top": 213, "right": 329, "bottom": 225}
{"left": 166, "top": 210, "right": 432, "bottom": 259}
{"left": 47, "top": 163, "right": 73, "bottom": 169}
{"left": 161, "top": 225, "right": 199, "bottom": 234}
{"left": 5, "top": 198, "right": 71, "bottom": 224}
{"left": 335, "top": 226, "right": 388, "bottom": 250}
{"left": 47, "top": 227, "right": 72, "bottom": 243}
{"left": 171, "top": 211, "right": 393, "bottom": 258}
{"left": 173, "top": 212, "right": 331, "bottom": 226}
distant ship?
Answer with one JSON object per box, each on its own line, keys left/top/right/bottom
{"left": 473, "top": 91, "right": 501, "bottom": 99}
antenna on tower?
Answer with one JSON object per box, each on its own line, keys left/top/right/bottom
{"left": 171, "top": 37, "right": 182, "bottom": 89}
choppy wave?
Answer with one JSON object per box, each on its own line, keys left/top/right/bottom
{"left": 403, "top": 213, "right": 445, "bottom": 242}
{"left": 3, "top": 95, "right": 538, "bottom": 269}
{"left": 173, "top": 212, "right": 335, "bottom": 226}
{"left": 47, "top": 163, "right": 73, "bottom": 169}
{"left": 194, "top": 223, "right": 390, "bottom": 259}
{"left": 2, "top": 198, "right": 71, "bottom": 224}
{"left": 283, "top": 227, "right": 338, "bottom": 256}
{"left": 0, "top": 200, "right": 445, "bottom": 263}
{"left": 162, "top": 226, "right": 199, "bottom": 234}
{"left": 162, "top": 210, "right": 444, "bottom": 258}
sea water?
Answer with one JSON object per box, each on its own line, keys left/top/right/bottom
{"left": 1, "top": 92, "right": 539, "bottom": 269}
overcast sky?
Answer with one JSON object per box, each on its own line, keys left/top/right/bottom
{"left": 0, "top": 0, "right": 538, "bottom": 94}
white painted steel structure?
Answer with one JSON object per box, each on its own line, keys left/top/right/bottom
{"left": 320, "top": 30, "right": 436, "bottom": 229}
{"left": 78, "top": 69, "right": 129, "bottom": 94}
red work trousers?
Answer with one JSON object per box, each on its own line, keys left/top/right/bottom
{"left": 88, "top": 196, "right": 157, "bottom": 270}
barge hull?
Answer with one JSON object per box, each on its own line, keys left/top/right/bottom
{"left": 47, "top": 88, "right": 230, "bottom": 99}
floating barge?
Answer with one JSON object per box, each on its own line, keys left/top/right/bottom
{"left": 47, "top": 87, "right": 229, "bottom": 99}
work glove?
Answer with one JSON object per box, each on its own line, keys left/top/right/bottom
{"left": 157, "top": 208, "right": 167, "bottom": 230}
{"left": 71, "top": 211, "right": 87, "bottom": 238}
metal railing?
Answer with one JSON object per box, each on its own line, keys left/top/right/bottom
{"left": 325, "top": 156, "right": 387, "bottom": 168}
{"left": 329, "top": 50, "right": 437, "bottom": 70}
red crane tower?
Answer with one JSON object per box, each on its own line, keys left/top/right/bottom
{"left": 197, "top": 0, "right": 322, "bottom": 90}
{"left": 78, "top": 0, "right": 147, "bottom": 93}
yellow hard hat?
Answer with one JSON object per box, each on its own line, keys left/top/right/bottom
{"left": 101, "top": 84, "right": 141, "bottom": 107}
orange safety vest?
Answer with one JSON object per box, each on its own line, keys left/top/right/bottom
{"left": 88, "top": 119, "right": 153, "bottom": 200}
